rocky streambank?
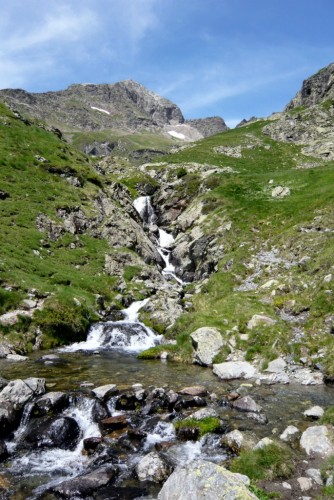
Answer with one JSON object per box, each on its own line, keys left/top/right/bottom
{"left": 0, "top": 369, "right": 334, "bottom": 499}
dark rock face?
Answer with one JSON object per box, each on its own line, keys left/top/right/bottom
{"left": 19, "top": 416, "right": 81, "bottom": 450}
{"left": 286, "top": 63, "right": 334, "bottom": 110}
{"left": 185, "top": 116, "right": 229, "bottom": 137}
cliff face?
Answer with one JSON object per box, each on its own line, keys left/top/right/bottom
{"left": 263, "top": 63, "right": 334, "bottom": 159}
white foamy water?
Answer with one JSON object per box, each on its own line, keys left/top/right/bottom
{"left": 60, "top": 299, "right": 161, "bottom": 353}
{"left": 8, "top": 398, "right": 99, "bottom": 477}
{"left": 158, "top": 228, "right": 174, "bottom": 248}
{"left": 144, "top": 421, "right": 175, "bottom": 450}
{"left": 133, "top": 196, "right": 156, "bottom": 225}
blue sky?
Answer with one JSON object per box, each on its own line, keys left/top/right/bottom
{"left": 1, "top": 0, "right": 334, "bottom": 127}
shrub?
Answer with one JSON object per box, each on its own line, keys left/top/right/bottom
{"left": 34, "top": 299, "right": 92, "bottom": 343}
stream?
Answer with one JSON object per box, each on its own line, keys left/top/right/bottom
{"left": 0, "top": 196, "right": 333, "bottom": 499}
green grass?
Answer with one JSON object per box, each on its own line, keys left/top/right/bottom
{"left": 230, "top": 443, "right": 295, "bottom": 481}
{"left": 174, "top": 416, "right": 222, "bottom": 438}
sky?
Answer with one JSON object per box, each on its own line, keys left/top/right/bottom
{"left": 1, "top": 0, "right": 334, "bottom": 128}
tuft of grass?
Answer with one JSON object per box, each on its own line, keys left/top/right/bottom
{"left": 230, "top": 443, "right": 295, "bottom": 481}
{"left": 320, "top": 407, "right": 334, "bottom": 426}
{"left": 174, "top": 416, "right": 221, "bottom": 438}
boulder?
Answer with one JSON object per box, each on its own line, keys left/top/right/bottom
{"left": 99, "top": 415, "right": 128, "bottom": 435}
{"left": 32, "top": 391, "right": 69, "bottom": 417}
{"left": 264, "top": 357, "right": 287, "bottom": 373}
{"left": 190, "top": 327, "right": 224, "bottom": 366}
{"left": 19, "top": 416, "right": 80, "bottom": 450}
{"left": 303, "top": 406, "right": 324, "bottom": 419}
{"left": 157, "top": 459, "right": 258, "bottom": 499}
{"left": 136, "top": 452, "right": 171, "bottom": 483}
{"left": 178, "top": 385, "right": 208, "bottom": 397}
{"left": 52, "top": 465, "right": 118, "bottom": 497}
{"left": 271, "top": 186, "right": 290, "bottom": 198}
{"left": 0, "top": 378, "right": 45, "bottom": 409}
{"left": 300, "top": 425, "right": 334, "bottom": 456}
{"left": 213, "top": 361, "right": 256, "bottom": 380}
{"left": 254, "top": 437, "right": 274, "bottom": 449}
{"left": 0, "top": 401, "right": 20, "bottom": 437}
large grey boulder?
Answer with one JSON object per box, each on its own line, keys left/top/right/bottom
{"left": 190, "top": 327, "right": 224, "bottom": 366}
{"left": 213, "top": 361, "right": 256, "bottom": 380}
{"left": 52, "top": 465, "right": 118, "bottom": 497}
{"left": 0, "top": 378, "right": 45, "bottom": 409}
{"left": 300, "top": 425, "right": 334, "bottom": 456}
{"left": 157, "top": 459, "right": 257, "bottom": 499}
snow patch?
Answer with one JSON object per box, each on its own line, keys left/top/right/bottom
{"left": 91, "top": 106, "right": 110, "bottom": 115}
{"left": 168, "top": 130, "right": 186, "bottom": 140}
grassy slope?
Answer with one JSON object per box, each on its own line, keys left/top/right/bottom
{"left": 148, "top": 121, "right": 334, "bottom": 370}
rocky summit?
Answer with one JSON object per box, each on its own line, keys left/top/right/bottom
{"left": 0, "top": 80, "right": 228, "bottom": 157}
{"left": 1, "top": 63, "right": 334, "bottom": 499}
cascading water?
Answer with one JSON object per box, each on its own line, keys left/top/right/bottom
{"left": 61, "top": 298, "right": 160, "bottom": 353}
{"left": 134, "top": 195, "right": 184, "bottom": 284}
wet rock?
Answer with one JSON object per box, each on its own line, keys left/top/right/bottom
{"left": 178, "top": 385, "right": 208, "bottom": 397}
{"left": 246, "top": 412, "right": 268, "bottom": 424}
{"left": 115, "top": 391, "right": 139, "bottom": 411}
{"left": 32, "top": 391, "right": 69, "bottom": 417}
{"left": 176, "top": 426, "right": 200, "bottom": 441}
{"left": 0, "top": 378, "right": 8, "bottom": 391}
{"left": 300, "top": 425, "right": 334, "bottom": 456}
{"left": 99, "top": 415, "right": 128, "bottom": 435}
{"left": 190, "top": 327, "right": 224, "bottom": 366}
{"left": 24, "top": 377, "right": 45, "bottom": 395}
{"left": 6, "top": 354, "right": 28, "bottom": 362}
{"left": 127, "top": 429, "right": 147, "bottom": 442}
{"left": 232, "top": 396, "right": 262, "bottom": 413}
{"left": 213, "top": 361, "right": 257, "bottom": 380}
{"left": 0, "top": 440, "right": 8, "bottom": 462}
{"left": 157, "top": 459, "right": 258, "bottom": 499}
{"left": 92, "top": 384, "right": 118, "bottom": 401}
{"left": 20, "top": 416, "right": 81, "bottom": 450}
{"left": 0, "top": 401, "right": 20, "bottom": 437}
{"left": 91, "top": 399, "right": 109, "bottom": 422}
{"left": 51, "top": 464, "right": 119, "bottom": 497}
{"left": 83, "top": 436, "right": 102, "bottom": 455}
{"left": 174, "top": 396, "right": 207, "bottom": 412}
{"left": 136, "top": 451, "right": 171, "bottom": 483}
{"left": 303, "top": 405, "right": 324, "bottom": 419}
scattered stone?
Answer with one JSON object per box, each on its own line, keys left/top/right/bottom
{"left": 265, "top": 357, "right": 287, "bottom": 373}
{"left": 282, "top": 482, "right": 292, "bottom": 489}
{"left": 306, "top": 468, "right": 323, "bottom": 485}
{"left": 232, "top": 396, "right": 262, "bottom": 413}
{"left": 5, "top": 354, "right": 28, "bottom": 362}
{"left": 190, "top": 407, "right": 218, "bottom": 420}
{"left": 279, "top": 425, "right": 300, "bottom": 443}
{"left": 303, "top": 405, "right": 324, "bottom": 419}
{"left": 213, "top": 361, "right": 257, "bottom": 380}
{"left": 254, "top": 437, "right": 274, "bottom": 449}
{"left": 222, "top": 430, "right": 244, "bottom": 453}
{"left": 271, "top": 186, "right": 290, "bottom": 198}
{"left": 292, "top": 369, "right": 324, "bottom": 385}
{"left": 259, "top": 372, "right": 290, "bottom": 385}
{"left": 190, "top": 327, "right": 224, "bottom": 366}
{"left": 247, "top": 314, "right": 276, "bottom": 329}
{"left": 178, "top": 385, "right": 208, "bottom": 397}
{"left": 297, "top": 477, "right": 313, "bottom": 492}
{"left": 300, "top": 425, "right": 334, "bottom": 456}
{"left": 136, "top": 452, "right": 171, "bottom": 483}
{"left": 157, "top": 460, "right": 258, "bottom": 499}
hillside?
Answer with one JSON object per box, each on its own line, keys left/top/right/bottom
{"left": 1, "top": 63, "right": 334, "bottom": 380}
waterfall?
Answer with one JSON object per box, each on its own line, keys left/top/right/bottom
{"left": 134, "top": 196, "right": 184, "bottom": 284}
{"left": 133, "top": 196, "right": 156, "bottom": 225}
{"left": 60, "top": 299, "right": 160, "bottom": 353}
